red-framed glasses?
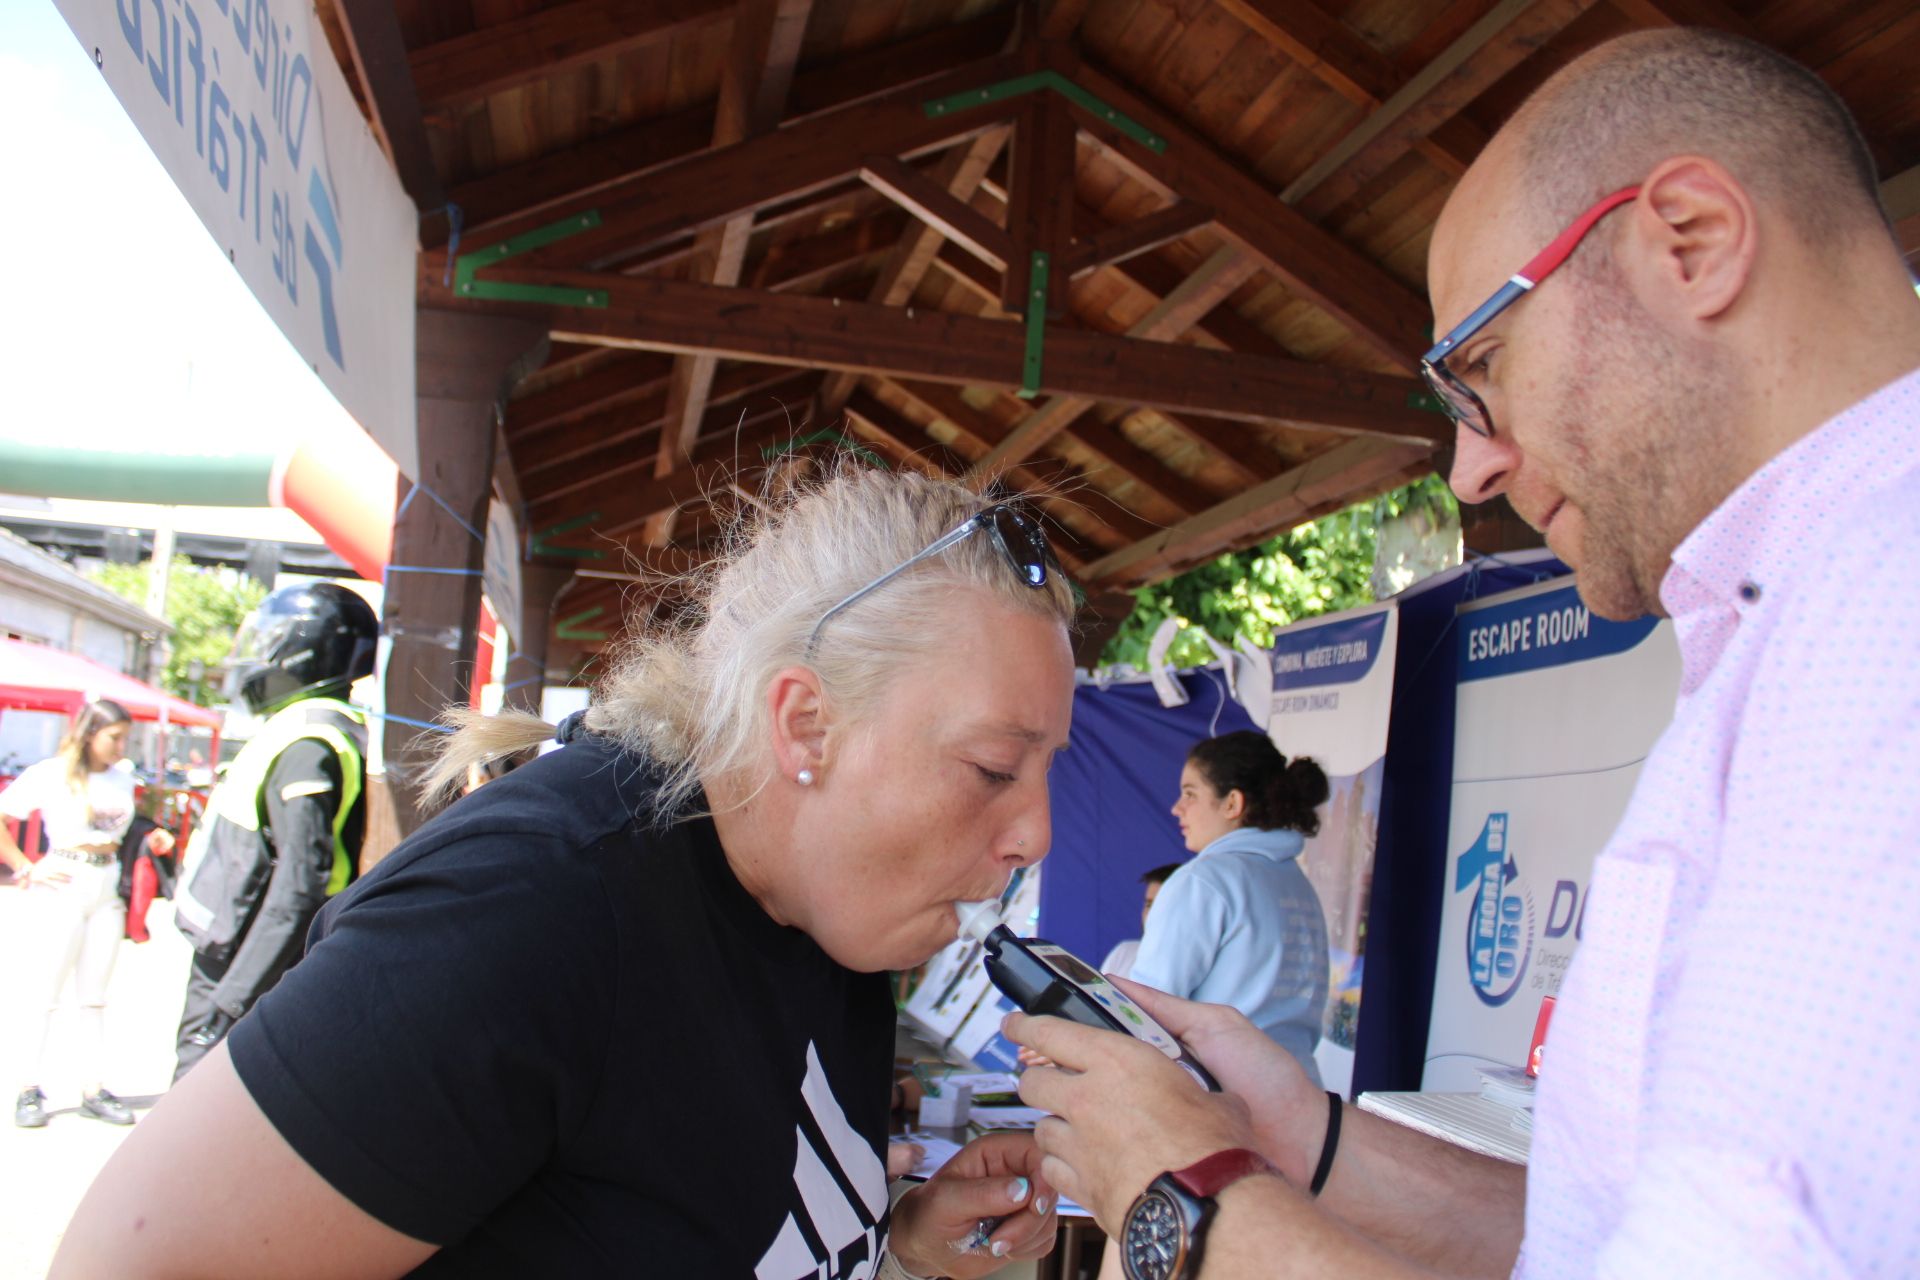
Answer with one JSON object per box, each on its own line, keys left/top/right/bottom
{"left": 1422, "top": 186, "right": 1642, "bottom": 439}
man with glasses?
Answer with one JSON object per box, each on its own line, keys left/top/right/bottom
{"left": 1008, "top": 27, "right": 1920, "bottom": 1279}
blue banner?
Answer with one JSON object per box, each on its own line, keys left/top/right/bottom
{"left": 1457, "top": 585, "right": 1658, "bottom": 683}
{"left": 1272, "top": 611, "right": 1389, "bottom": 691}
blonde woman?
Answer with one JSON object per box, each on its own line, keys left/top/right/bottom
{"left": 2, "top": 698, "right": 170, "bottom": 1127}
{"left": 57, "top": 469, "right": 1073, "bottom": 1279}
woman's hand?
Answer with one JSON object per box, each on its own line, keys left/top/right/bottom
{"left": 887, "top": 1131, "right": 1057, "bottom": 1276}
{"left": 146, "top": 829, "right": 176, "bottom": 856}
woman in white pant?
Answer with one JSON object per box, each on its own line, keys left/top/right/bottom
{"left": 0, "top": 698, "right": 170, "bottom": 1128}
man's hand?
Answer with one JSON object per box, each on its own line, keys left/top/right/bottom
{"left": 888, "top": 1131, "right": 1057, "bottom": 1276}
{"left": 1010, "top": 1006, "right": 1263, "bottom": 1231}
{"left": 1100, "top": 977, "right": 1331, "bottom": 1184}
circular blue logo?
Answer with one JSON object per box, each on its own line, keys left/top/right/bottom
{"left": 1462, "top": 872, "right": 1535, "bottom": 1007}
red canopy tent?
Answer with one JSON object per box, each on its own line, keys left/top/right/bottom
{"left": 0, "top": 637, "right": 221, "bottom": 730}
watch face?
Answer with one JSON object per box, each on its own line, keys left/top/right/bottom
{"left": 1122, "top": 1189, "right": 1189, "bottom": 1280}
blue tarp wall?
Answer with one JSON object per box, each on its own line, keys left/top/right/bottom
{"left": 1038, "top": 674, "right": 1257, "bottom": 966}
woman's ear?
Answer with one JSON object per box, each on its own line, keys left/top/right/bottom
{"left": 766, "top": 666, "right": 828, "bottom": 784}
{"left": 1221, "top": 787, "right": 1247, "bottom": 823}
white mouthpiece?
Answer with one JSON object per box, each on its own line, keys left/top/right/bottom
{"left": 955, "top": 900, "right": 1003, "bottom": 943}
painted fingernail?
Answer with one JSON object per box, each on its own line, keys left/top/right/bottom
{"left": 1008, "top": 1177, "right": 1030, "bottom": 1202}
{"left": 992, "top": 1240, "right": 1011, "bottom": 1257}
{"left": 1032, "top": 1196, "right": 1051, "bottom": 1215}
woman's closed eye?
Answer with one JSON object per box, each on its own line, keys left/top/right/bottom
{"left": 972, "top": 763, "right": 1017, "bottom": 786}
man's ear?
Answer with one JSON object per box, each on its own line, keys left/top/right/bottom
{"left": 1627, "top": 155, "right": 1758, "bottom": 324}
{"left": 766, "top": 666, "right": 828, "bottom": 783}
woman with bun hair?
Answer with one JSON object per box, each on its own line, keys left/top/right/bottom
{"left": 1132, "top": 729, "right": 1332, "bottom": 1086}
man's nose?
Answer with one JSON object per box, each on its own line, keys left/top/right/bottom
{"left": 1449, "top": 421, "right": 1519, "bottom": 505}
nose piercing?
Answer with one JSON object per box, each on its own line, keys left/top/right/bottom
{"left": 1016, "top": 839, "right": 1026, "bottom": 848}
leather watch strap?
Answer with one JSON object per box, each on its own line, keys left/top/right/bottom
{"left": 1167, "top": 1148, "right": 1281, "bottom": 1200}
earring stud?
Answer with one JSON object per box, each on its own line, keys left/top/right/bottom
{"left": 797, "top": 768, "right": 814, "bottom": 786}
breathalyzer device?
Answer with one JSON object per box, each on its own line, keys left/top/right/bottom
{"left": 956, "top": 901, "right": 1219, "bottom": 1092}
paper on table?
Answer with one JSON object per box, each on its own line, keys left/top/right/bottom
{"left": 892, "top": 1132, "right": 965, "bottom": 1180}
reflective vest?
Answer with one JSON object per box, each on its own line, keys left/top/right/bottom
{"left": 174, "top": 698, "right": 366, "bottom": 959}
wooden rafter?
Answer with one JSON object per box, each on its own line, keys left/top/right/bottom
{"left": 409, "top": 0, "right": 733, "bottom": 112}
{"left": 655, "top": 0, "right": 818, "bottom": 548}
{"left": 331, "top": 0, "right": 444, "bottom": 210}
{"left": 515, "top": 364, "right": 808, "bottom": 478}
{"left": 1053, "top": 46, "right": 1431, "bottom": 367}
{"left": 971, "top": 246, "right": 1262, "bottom": 476}
{"left": 507, "top": 352, "right": 674, "bottom": 436}
{"left": 1281, "top": 0, "right": 1605, "bottom": 220}
{"left": 436, "top": 12, "right": 1012, "bottom": 245}
{"left": 433, "top": 268, "right": 1444, "bottom": 441}
{"left": 859, "top": 156, "right": 1015, "bottom": 272}
{"left": 462, "top": 57, "right": 1022, "bottom": 274}
{"left": 1213, "top": 0, "right": 1486, "bottom": 178}
{"left": 1056, "top": 201, "right": 1213, "bottom": 281}
{"left": 1083, "top": 439, "right": 1436, "bottom": 587}
{"left": 818, "top": 130, "right": 1013, "bottom": 417}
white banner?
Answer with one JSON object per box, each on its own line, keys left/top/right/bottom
{"left": 56, "top": 0, "right": 418, "bottom": 475}
{"left": 1264, "top": 604, "right": 1400, "bottom": 1097}
{"left": 1423, "top": 579, "right": 1680, "bottom": 1091}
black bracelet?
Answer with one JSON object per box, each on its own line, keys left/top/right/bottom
{"left": 1308, "top": 1089, "right": 1342, "bottom": 1197}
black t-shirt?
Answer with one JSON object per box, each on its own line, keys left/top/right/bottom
{"left": 228, "top": 736, "right": 897, "bottom": 1277}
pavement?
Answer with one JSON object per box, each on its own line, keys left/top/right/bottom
{"left": 0, "top": 887, "right": 192, "bottom": 1279}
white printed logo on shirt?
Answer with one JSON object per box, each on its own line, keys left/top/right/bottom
{"left": 755, "top": 1042, "right": 890, "bottom": 1280}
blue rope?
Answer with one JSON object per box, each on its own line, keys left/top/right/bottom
{"left": 384, "top": 565, "right": 483, "bottom": 577}
{"left": 363, "top": 709, "right": 454, "bottom": 734}
{"left": 396, "top": 480, "right": 487, "bottom": 544}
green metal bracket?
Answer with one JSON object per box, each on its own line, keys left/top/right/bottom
{"left": 1407, "top": 390, "right": 1449, "bottom": 416}
{"left": 454, "top": 210, "right": 610, "bottom": 308}
{"left": 1020, "top": 251, "right": 1050, "bottom": 400}
{"left": 529, "top": 511, "right": 606, "bottom": 560}
{"left": 761, "top": 429, "right": 888, "bottom": 469}
{"left": 555, "top": 605, "right": 607, "bottom": 643}
{"left": 923, "top": 70, "right": 1166, "bottom": 154}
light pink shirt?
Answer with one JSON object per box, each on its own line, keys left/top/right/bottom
{"left": 1518, "top": 365, "right": 1920, "bottom": 1279}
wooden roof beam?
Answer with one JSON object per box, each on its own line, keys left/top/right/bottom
{"left": 817, "top": 130, "right": 1013, "bottom": 415}
{"left": 1214, "top": 0, "right": 1484, "bottom": 177}
{"left": 332, "top": 0, "right": 444, "bottom": 211}
{"left": 409, "top": 0, "right": 733, "bottom": 113}
{"left": 1056, "top": 201, "right": 1213, "bottom": 281}
{"left": 1084, "top": 439, "right": 1437, "bottom": 587}
{"left": 435, "top": 10, "right": 1011, "bottom": 242}
{"left": 516, "top": 364, "right": 808, "bottom": 479}
{"left": 971, "top": 246, "right": 1262, "bottom": 477}
{"left": 859, "top": 156, "right": 1015, "bottom": 273}
{"left": 468, "top": 56, "right": 1022, "bottom": 274}
{"left": 1281, "top": 0, "right": 1605, "bottom": 221}
{"left": 656, "top": 0, "right": 819, "bottom": 548}
{"left": 436, "top": 270, "right": 1443, "bottom": 441}
{"left": 1002, "top": 93, "right": 1078, "bottom": 313}
{"left": 506, "top": 353, "right": 675, "bottom": 437}
{"left": 1052, "top": 44, "right": 1432, "bottom": 368}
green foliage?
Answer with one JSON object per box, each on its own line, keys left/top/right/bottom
{"left": 1100, "top": 474, "right": 1458, "bottom": 669}
{"left": 90, "top": 558, "right": 266, "bottom": 706}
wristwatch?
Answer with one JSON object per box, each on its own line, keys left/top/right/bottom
{"left": 1119, "top": 1148, "right": 1279, "bottom": 1280}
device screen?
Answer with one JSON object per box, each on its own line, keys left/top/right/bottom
{"left": 1029, "top": 943, "right": 1183, "bottom": 1056}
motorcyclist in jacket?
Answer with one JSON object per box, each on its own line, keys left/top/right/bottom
{"left": 171, "top": 582, "right": 375, "bottom": 1081}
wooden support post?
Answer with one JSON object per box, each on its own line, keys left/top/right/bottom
{"left": 504, "top": 564, "right": 575, "bottom": 716}
{"left": 368, "top": 311, "right": 547, "bottom": 859}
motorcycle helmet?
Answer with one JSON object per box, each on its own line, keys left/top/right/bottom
{"left": 225, "top": 582, "right": 378, "bottom": 715}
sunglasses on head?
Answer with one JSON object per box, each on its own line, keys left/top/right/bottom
{"left": 806, "top": 502, "right": 1056, "bottom": 656}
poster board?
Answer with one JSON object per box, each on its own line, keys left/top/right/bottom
{"left": 1423, "top": 579, "right": 1679, "bottom": 1090}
